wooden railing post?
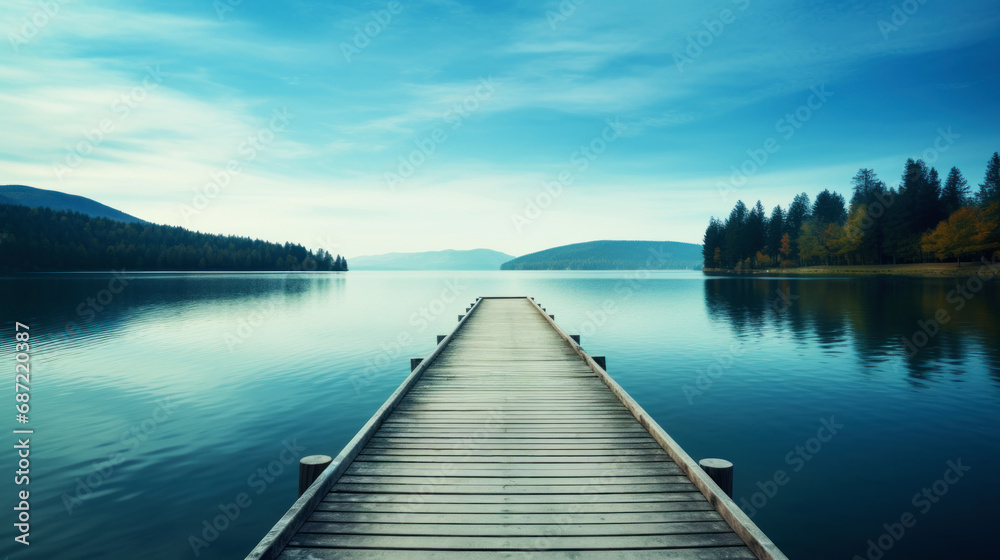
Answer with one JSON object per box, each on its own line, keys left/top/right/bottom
{"left": 699, "top": 458, "right": 734, "bottom": 498}
{"left": 298, "top": 455, "right": 332, "bottom": 497}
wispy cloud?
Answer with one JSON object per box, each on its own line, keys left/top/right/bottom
{"left": 2, "top": 0, "right": 998, "bottom": 256}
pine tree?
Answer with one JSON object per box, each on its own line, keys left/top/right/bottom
{"left": 784, "top": 193, "right": 811, "bottom": 262}
{"left": 746, "top": 201, "right": 768, "bottom": 266}
{"left": 702, "top": 218, "right": 724, "bottom": 269}
{"left": 941, "top": 167, "right": 970, "bottom": 215}
{"left": 767, "top": 205, "right": 784, "bottom": 260}
{"left": 812, "top": 189, "right": 847, "bottom": 225}
{"left": 979, "top": 152, "right": 1000, "bottom": 204}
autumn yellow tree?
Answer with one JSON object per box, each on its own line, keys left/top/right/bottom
{"left": 824, "top": 222, "right": 847, "bottom": 264}
{"left": 921, "top": 207, "right": 979, "bottom": 264}
{"left": 973, "top": 201, "right": 1000, "bottom": 258}
{"left": 797, "top": 221, "right": 829, "bottom": 264}
{"left": 778, "top": 233, "right": 792, "bottom": 266}
{"left": 836, "top": 204, "right": 867, "bottom": 263}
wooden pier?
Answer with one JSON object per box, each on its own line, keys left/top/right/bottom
{"left": 247, "top": 297, "right": 787, "bottom": 559}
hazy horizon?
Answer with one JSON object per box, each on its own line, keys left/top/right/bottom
{"left": 3, "top": 0, "right": 998, "bottom": 257}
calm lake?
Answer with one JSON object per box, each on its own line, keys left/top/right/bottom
{"left": 1, "top": 270, "right": 997, "bottom": 559}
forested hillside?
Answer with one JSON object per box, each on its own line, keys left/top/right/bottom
{"left": 0, "top": 184, "right": 145, "bottom": 223}
{"left": 703, "top": 153, "right": 1000, "bottom": 270}
{"left": 501, "top": 240, "right": 702, "bottom": 270}
{"left": 0, "top": 204, "right": 347, "bottom": 272}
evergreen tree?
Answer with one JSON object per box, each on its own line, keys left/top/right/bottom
{"left": 701, "top": 153, "right": 998, "bottom": 271}
{"left": 812, "top": 189, "right": 847, "bottom": 225}
{"left": 941, "top": 167, "right": 970, "bottom": 215}
{"left": 723, "top": 201, "right": 749, "bottom": 268}
{"left": 849, "top": 168, "right": 890, "bottom": 264}
{"left": 745, "top": 201, "right": 768, "bottom": 267}
{"left": 850, "top": 169, "right": 883, "bottom": 207}
{"left": 702, "top": 218, "right": 724, "bottom": 268}
{"left": 0, "top": 204, "right": 350, "bottom": 272}
{"left": 979, "top": 152, "right": 1000, "bottom": 204}
{"left": 767, "top": 205, "right": 785, "bottom": 260}
{"left": 784, "top": 193, "right": 811, "bottom": 261}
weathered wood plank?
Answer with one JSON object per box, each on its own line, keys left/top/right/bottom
{"left": 248, "top": 297, "right": 783, "bottom": 560}
{"left": 321, "top": 491, "right": 710, "bottom": 505}
{"left": 345, "top": 463, "right": 682, "bottom": 476}
{"left": 278, "top": 547, "right": 759, "bottom": 559}
{"left": 315, "top": 500, "right": 716, "bottom": 514}
{"left": 287, "top": 532, "right": 748, "bottom": 550}
{"left": 307, "top": 510, "right": 725, "bottom": 525}
{"left": 349, "top": 455, "right": 671, "bottom": 464}
{"left": 330, "top": 482, "right": 699, "bottom": 494}
{"left": 297, "top": 520, "right": 734, "bottom": 537}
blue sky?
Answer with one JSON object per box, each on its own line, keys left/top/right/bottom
{"left": 2, "top": 0, "right": 998, "bottom": 257}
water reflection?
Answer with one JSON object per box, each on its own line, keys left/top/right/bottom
{"left": 704, "top": 277, "right": 1000, "bottom": 385}
{"left": 0, "top": 272, "right": 343, "bottom": 341}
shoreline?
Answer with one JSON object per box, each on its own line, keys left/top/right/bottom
{"left": 703, "top": 261, "right": 1000, "bottom": 278}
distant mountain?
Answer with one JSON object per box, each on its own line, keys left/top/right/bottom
{"left": 350, "top": 249, "right": 515, "bottom": 270}
{"left": 0, "top": 185, "right": 144, "bottom": 224}
{"left": 500, "top": 240, "right": 703, "bottom": 270}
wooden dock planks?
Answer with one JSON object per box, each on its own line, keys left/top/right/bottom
{"left": 247, "top": 297, "right": 786, "bottom": 560}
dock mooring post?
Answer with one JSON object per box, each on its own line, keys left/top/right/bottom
{"left": 298, "top": 455, "right": 332, "bottom": 497}
{"left": 437, "top": 335, "right": 446, "bottom": 344}
{"left": 410, "top": 358, "right": 423, "bottom": 371}
{"left": 593, "top": 356, "right": 606, "bottom": 370}
{"left": 699, "top": 458, "right": 733, "bottom": 498}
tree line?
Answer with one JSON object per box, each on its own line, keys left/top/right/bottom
{"left": 0, "top": 204, "right": 348, "bottom": 272}
{"left": 703, "top": 153, "right": 1000, "bottom": 269}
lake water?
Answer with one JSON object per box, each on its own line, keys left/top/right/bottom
{"left": 0, "top": 270, "right": 997, "bottom": 559}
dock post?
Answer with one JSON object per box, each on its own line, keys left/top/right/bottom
{"left": 458, "top": 314, "right": 465, "bottom": 321}
{"left": 570, "top": 335, "right": 580, "bottom": 344}
{"left": 699, "top": 458, "right": 733, "bottom": 498}
{"left": 437, "top": 335, "right": 446, "bottom": 344}
{"left": 549, "top": 314, "right": 555, "bottom": 320}
{"left": 298, "top": 455, "right": 332, "bottom": 497}
{"left": 593, "top": 356, "right": 606, "bottom": 370}
{"left": 410, "top": 358, "right": 422, "bottom": 371}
